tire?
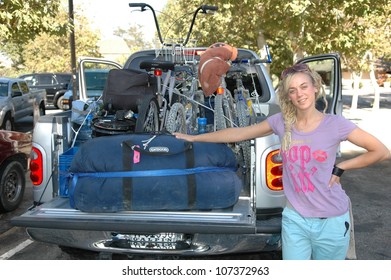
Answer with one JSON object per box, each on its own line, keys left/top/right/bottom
{"left": 166, "top": 102, "right": 186, "bottom": 133}
{"left": 214, "top": 94, "right": 226, "bottom": 130}
{"left": 0, "top": 161, "right": 26, "bottom": 213}
{"left": 135, "top": 97, "right": 160, "bottom": 133}
{"left": 1, "top": 113, "right": 14, "bottom": 131}
{"left": 214, "top": 92, "right": 236, "bottom": 131}
{"left": 236, "top": 100, "right": 251, "bottom": 169}
{"left": 56, "top": 95, "right": 64, "bottom": 110}
{"left": 224, "top": 92, "right": 236, "bottom": 127}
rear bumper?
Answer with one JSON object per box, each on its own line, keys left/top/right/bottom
{"left": 25, "top": 227, "right": 281, "bottom": 256}
{"left": 13, "top": 197, "right": 281, "bottom": 256}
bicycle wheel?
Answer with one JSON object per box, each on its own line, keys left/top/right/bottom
{"left": 214, "top": 93, "right": 226, "bottom": 130}
{"left": 135, "top": 97, "right": 160, "bottom": 133}
{"left": 235, "top": 99, "right": 251, "bottom": 169}
{"left": 223, "top": 91, "right": 236, "bottom": 127}
{"left": 166, "top": 102, "right": 186, "bottom": 133}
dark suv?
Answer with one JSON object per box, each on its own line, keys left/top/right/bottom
{"left": 19, "top": 72, "right": 72, "bottom": 109}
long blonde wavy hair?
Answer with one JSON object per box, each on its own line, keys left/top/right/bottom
{"left": 277, "top": 64, "right": 328, "bottom": 151}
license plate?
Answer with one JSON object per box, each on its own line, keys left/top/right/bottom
{"left": 110, "top": 233, "right": 187, "bottom": 250}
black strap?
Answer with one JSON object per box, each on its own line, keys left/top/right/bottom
{"left": 122, "top": 143, "right": 133, "bottom": 210}
{"left": 185, "top": 143, "right": 196, "bottom": 209}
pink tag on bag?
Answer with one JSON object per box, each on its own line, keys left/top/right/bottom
{"left": 133, "top": 145, "right": 140, "bottom": 164}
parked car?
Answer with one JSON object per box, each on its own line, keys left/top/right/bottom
{"left": 61, "top": 68, "right": 114, "bottom": 110}
{"left": 0, "top": 130, "right": 31, "bottom": 212}
{"left": 19, "top": 72, "right": 71, "bottom": 109}
{"left": 0, "top": 77, "right": 46, "bottom": 130}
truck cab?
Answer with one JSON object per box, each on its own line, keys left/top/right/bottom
{"left": 0, "top": 77, "right": 46, "bottom": 130}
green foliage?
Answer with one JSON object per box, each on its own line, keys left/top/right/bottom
{"left": 0, "top": 0, "right": 66, "bottom": 43}
{"left": 114, "top": 24, "right": 153, "bottom": 53}
{"left": 1, "top": 2, "right": 100, "bottom": 76}
{"left": 157, "top": 0, "right": 390, "bottom": 77}
{"left": 1, "top": 0, "right": 389, "bottom": 80}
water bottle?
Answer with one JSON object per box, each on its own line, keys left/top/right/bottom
{"left": 78, "top": 113, "right": 93, "bottom": 141}
{"left": 197, "top": 117, "right": 207, "bottom": 134}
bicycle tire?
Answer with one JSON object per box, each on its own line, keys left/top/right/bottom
{"left": 135, "top": 97, "right": 160, "bottom": 133}
{"left": 224, "top": 91, "right": 236, "bottom": 128}
{"left": 166, "top": 102, "right": 186, "bottom": 133}
{"left": 214, "top": 93, "right": 226, "bottom": 130}
{"left": 236, "top": 100, "right": 251, "bottom": 169}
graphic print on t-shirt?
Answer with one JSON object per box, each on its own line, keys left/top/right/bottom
{"left": 282, "top": 143, "right": 328, "bottom": 193}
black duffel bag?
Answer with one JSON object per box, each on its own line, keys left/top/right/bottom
{"left": 68, "top": 133, "right": 242, "bottom": 212}
{"left": 102, "top": 68, "right": 157, "bottom": 112}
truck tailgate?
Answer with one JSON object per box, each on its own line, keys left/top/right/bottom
{"left": 12, "top": 196, "right": 260, "bottom": 234}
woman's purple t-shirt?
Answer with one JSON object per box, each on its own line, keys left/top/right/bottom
{"left": 267, "top": 112, "right": 357, "bottom": 218}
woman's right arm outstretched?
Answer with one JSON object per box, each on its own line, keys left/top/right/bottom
{"left": 173, "top": 119, "right": 273, "bottom": 143}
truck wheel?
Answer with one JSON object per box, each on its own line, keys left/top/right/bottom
{"left": 56, "top": 95, "right": 64, "bottom": 110}
{"left": 0, "top": 161, "right": 25, "bottom": 213}
{"left": 1, "top": 114, "right": 14, "bottom": 131}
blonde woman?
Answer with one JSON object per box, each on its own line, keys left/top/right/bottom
{"left": 174, "top": 63, "right": 390, "bottom": 259}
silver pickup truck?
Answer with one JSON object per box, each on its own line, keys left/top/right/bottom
{"left": 0, "top": 77, "right": 46, "bottom": 130}
{"left": 12, "top": 48, "right": 343, "bottom": 259}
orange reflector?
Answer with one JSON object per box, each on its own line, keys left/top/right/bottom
{"left": 216, "top": 87, "right": 224, "bottom": 94}
{"left": 266, "top": 149, "right": 283, "bottom": 191}
{"left": 154, "top": 69, "right": 162, "bottom": 76}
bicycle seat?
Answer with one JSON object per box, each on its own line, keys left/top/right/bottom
{"left": 139, "top": 60, "right": 175, "bottom": 72}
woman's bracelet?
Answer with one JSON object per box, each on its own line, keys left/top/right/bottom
{"left": 332, "top": 165, "right": 345, "bottom": 177}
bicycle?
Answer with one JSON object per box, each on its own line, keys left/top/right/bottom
{"left": 138, "top": 60, "right": 187, "bottom": 134}
{"left": 130, "top": 3, "right": 218, "bottom": 134}
{"left": 211, "top": 55, "right": 272, "bottom": 181}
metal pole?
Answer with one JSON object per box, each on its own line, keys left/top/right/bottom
{"left": 68, "top": 0, "right": 77, "bottom": 101}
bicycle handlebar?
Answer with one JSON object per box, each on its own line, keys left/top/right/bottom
{"left": 183, "top": 5, "right": 218, "bottom": 46}
{"left": 129, "top": 3, "right": 164, "bottom": 44}
{"left": 200, "top": 5, "right": 218, "bottom": 12}
{"left": 130, "top": 3, "right": 218, "bottom": 46}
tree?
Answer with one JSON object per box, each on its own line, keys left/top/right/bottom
{"left": 114, "top": 24, "right": 153, "bottom": 54}
{"left": 20, "top": 12, "right": 100, "bottom": 73}
{"left": 0, "top": 0, "right": 66, "bottom": 43}
{"left": 0, "top": 2, "right": 101, "bottom": 75}
{"left": 157, "top": 0, "right": 391, "bottom": 109}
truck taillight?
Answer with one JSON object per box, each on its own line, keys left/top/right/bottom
{"left": 266, "top": 149, "right": 283, "bottom": 191}
{"left": 30, "top": 147, "right": 43, "bottom": 185}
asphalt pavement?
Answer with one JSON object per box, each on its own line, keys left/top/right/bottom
{"left": 340, "top": 87, "right": 391, "bottom": 152}
{"left": 339, "top": 87, "right": 391, "bottom": 260}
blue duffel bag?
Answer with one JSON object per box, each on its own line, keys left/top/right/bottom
{"left": 68, "top": 133, "right": 243, "bottom": 212}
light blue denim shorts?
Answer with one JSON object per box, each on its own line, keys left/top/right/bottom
{"left": 281, "top": 206, "right": 350, "bottom": 260}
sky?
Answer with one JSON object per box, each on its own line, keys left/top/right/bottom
{"left": 75, "top": 0, "right": 168, "bottom": 42}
